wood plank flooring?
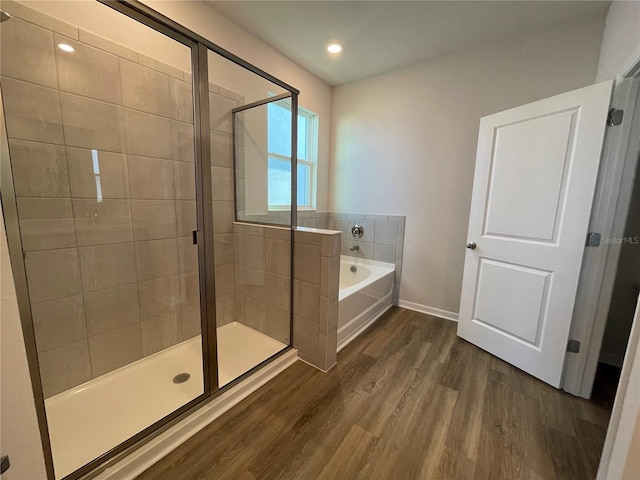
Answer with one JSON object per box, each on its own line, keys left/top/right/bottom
{"left": 136, "top": 307, "right": 611, "bottom": 480}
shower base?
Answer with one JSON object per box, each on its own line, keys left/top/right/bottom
{"left": 45, "top": 322, "right": 286, "bottom": 479}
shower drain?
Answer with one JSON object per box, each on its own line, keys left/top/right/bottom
{"left": 173, "top": 373, "right": 191, "bottom": 384}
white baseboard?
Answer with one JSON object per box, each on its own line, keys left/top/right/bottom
{"left": 94, "top": 349, "right": 299, "bottom": 480}
{"left": 599, "top": 351, "right": 624, "bottom": 368}
{"left": 398, "top": 300, "right": 459, "bottom": 322}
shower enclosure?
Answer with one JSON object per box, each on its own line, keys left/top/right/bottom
{"left": 0, "top": 1, "right": 297, "bottom": 479}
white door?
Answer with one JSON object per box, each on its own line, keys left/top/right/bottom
{"left": 458, "top": 81, "right": 612, "bottom": 387}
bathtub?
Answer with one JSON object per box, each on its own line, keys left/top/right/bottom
{"left": 338, "top": 256, "right": 395, "bottom": 351}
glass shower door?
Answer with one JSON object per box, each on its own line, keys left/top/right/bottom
{"left": 0, "top": 2, "right": 205, "bottom": 478}
{"left": 206, "top": 49, "right": 293, "bottom": 386}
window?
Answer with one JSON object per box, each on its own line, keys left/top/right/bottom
{"left": 267, "top": 100, "right": 317, "bottom": 209}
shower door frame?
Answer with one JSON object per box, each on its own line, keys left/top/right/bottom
{"left": 0, "top": 1, "right": 299, "bottom": 479}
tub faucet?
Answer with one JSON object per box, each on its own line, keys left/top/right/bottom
{"left": 349, "top": 245, "right": 360, "bottom": 251}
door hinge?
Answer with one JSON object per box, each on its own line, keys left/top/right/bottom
{"left": 586, "top": 232, "right": 601, "bottom": 247}
{"left": 192, "top": 230, "right": 199, "bottom": 245}
{"left": 607, "top": 108, "right": 623, "bottom": 127}
{"left": 567, "top": 340, "right": 581, "bottom": 353}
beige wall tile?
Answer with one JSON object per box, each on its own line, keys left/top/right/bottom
{"left": 78, "top": 30, "right": 137, "bottom": 62}
{"left": 265, "top": 238, "right": 290, "bottom": 276}
{"left": 293, "top": 315, "right": 319, "bottom": 360}
{"left": 141, "top": 311, "right": 181, "bottom": 356}
{"left": 9, "top": 139, "right": 69, "bottom": 197}
{"left": 373, "top": 243, "right": 396, "bottom": 263}
{"left": 73, "top": 199, "right": 132, "bottom": 246}
{"left": 294, "top": 230, "right": 322, "bottom": 246}
{"left": 123, "top": 109, "right": 172, "bottom": 159}
{"left": 215, "top": 263, "right": 235, "bottom": 297}
{"left": 120, "top": 59, "right": 170, "bottom": 116}
{"left": 67, "top": 147, "right": 129, "bottom": 199}
{"left": 209, "top": 92, "right": 236, "bottom": 133}
{"left": 89, "top": 323, "right": 143, "bottom": 377}
{"left": 214, "top": 233, "right": 234, "bottom": 266}
{"left": 242, "top": 296, "right": 265, "bottom": 331}
{"left": 131, "top": 199, "right": 177, "bottom": 241}
{"left": 293, "top": 279, "right": 320, "bottom": 322}
{"left": 211, "top": 166, "right": 233, "bottom": 201}
{"left": 178, "top": 236, "right": 198, "bottom": 273}
{"left": 39, "top": 340, "right": 91, "bottom": 397}
{"left": 180, "top": 271, "right": 200, "bottom": 308}
{"left": 2, "top": 77, "right": 63, "bottom": 144}
{"left": 0, "top": 17, "right": 57, "bottom": 88}
{"left": 55, "top": 34, "right": 121, "bottom": 104}
{"left": 265, "top": 304, "right": 290, "bottom": 344}
{"left": 138, "top": 275, "right": 181, "bottom": 320}
{"left": 294, "top": 242, "right": 321, "bottom": 285}
{"left": 135, "top": 238, "right": 179, "bottom": 281}
{"left": 319, "top": 333, "right": 337, "bottom": 371}
{"left": 213, "top": 200, "right": 234, "bottom": 233}
{"left": 17, "top": 198, "right": 75, "bottom": 251}
{"left": 234, "top": 293, "right": 245, "bottom": 322}
{"left": 32, "top": 296, "right": 86, "bottom": 353}
{"left": 331, "top": 234, "right": 341, "bottom": 256}
{"left": 319, "top": 295, "right": 339, "bottom": 336}
{"left": 24, "top": 248, "right": 82, "bottom": 303}
{"left": 181, "top": 304, "right": 201, "bottom": 339}
{"left": 175, "top": 200, "right": 196, "bottom": 237}
{"left": 237, "top": 232, "right": 264, "bottom": 269}
{"left": 138, "top": 53, "right": 184, "bottom": 80}
{"left": 216, "top": 293, "right": 235, "bottom": 327}
{"left": 263, "top": 272, "right": 290, "bottom": 312}
{"left": 169, "top": 77, "right": 193, "bottom": 123}
{"left": 320, "top": 256, "right": 329, "bottom": 294}
{"left": 175, "top": 161, "right": 196, "bottom": 200}
{"left": 171, "top": 121, "right": 195, "bottom": 163}
{"left": 84, "top": 284, "right": 140, "bottom": 336}
{"left": 234, "top": 222, "right": 265, "bottom": 237}
{"left": 78, "top": 244, "right": 137, "bottom": 292}
{"left": 210, "top": 130, "right": 232, "bottom": 168}
{"left": 128, "top": 156, "right": 174, "bottom": 199}
{"left": 60, "top": 92, "right": 125, "bottom": 152}
{"left": 264, "top": 227, "right": 291, "bottom": 241}
{"left": 329, "top": 255, "right": 340, "bottom": 296}
{"left": 374, "top": 219, "right": 398, "bottom": 245}
{"left": 219, "top": 86, "right": 243, "bottom": 102}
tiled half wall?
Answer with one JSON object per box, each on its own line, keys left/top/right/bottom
{"left": 293, "top": 228, "right": 341, "bottom": 371}
{"left": 246, "top": 211, "right": 406, "bottom": 303}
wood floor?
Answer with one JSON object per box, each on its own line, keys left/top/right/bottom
{"left": 137, "top": 307, "right": 611, "bottom": 480}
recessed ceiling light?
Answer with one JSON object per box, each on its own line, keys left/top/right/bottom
{"left": 327, "top": 42, "right": 343, "bottom": 54}
{"left": 58, "top": 43, "right": 75, "bottom": 53}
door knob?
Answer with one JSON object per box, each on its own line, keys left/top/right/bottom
{"left": 466, "top": 242, "right": 477, "bottom": 249}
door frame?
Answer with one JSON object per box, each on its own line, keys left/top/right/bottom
{"left": 562, "top": 56, "right": 640, "bottom": 398}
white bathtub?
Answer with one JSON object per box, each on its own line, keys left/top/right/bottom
{"left": 338, "top": 256, "right": 395, "bottom": 351}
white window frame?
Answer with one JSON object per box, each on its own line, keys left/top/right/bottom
{"left": 267, "top": 101, "right": 318, "bottom": 211}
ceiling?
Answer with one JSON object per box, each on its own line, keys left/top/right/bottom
{"left": 205, "top": 1, "right": 610, "bottom": 86}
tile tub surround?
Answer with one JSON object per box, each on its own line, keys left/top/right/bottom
{"left": 327, "top": 213, "right": 405, "bottom": 304}
{"left": 292, "top": 227, "right": 341, "bottom": 371}
{"left": 238, "top": 211, "right": 404, "bottom": 304}
{"left": 233, "top": 222, "right": 292, "bottom": 345}
{"left": 0, "top": 8, "right": 242, "bottom": 397}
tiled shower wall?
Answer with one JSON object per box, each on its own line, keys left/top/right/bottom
{"left": 233, "top": 223, "right": 291, "bottom": 344}
{"left": 0, "top": 10, "right": 241, "bottom": 397}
